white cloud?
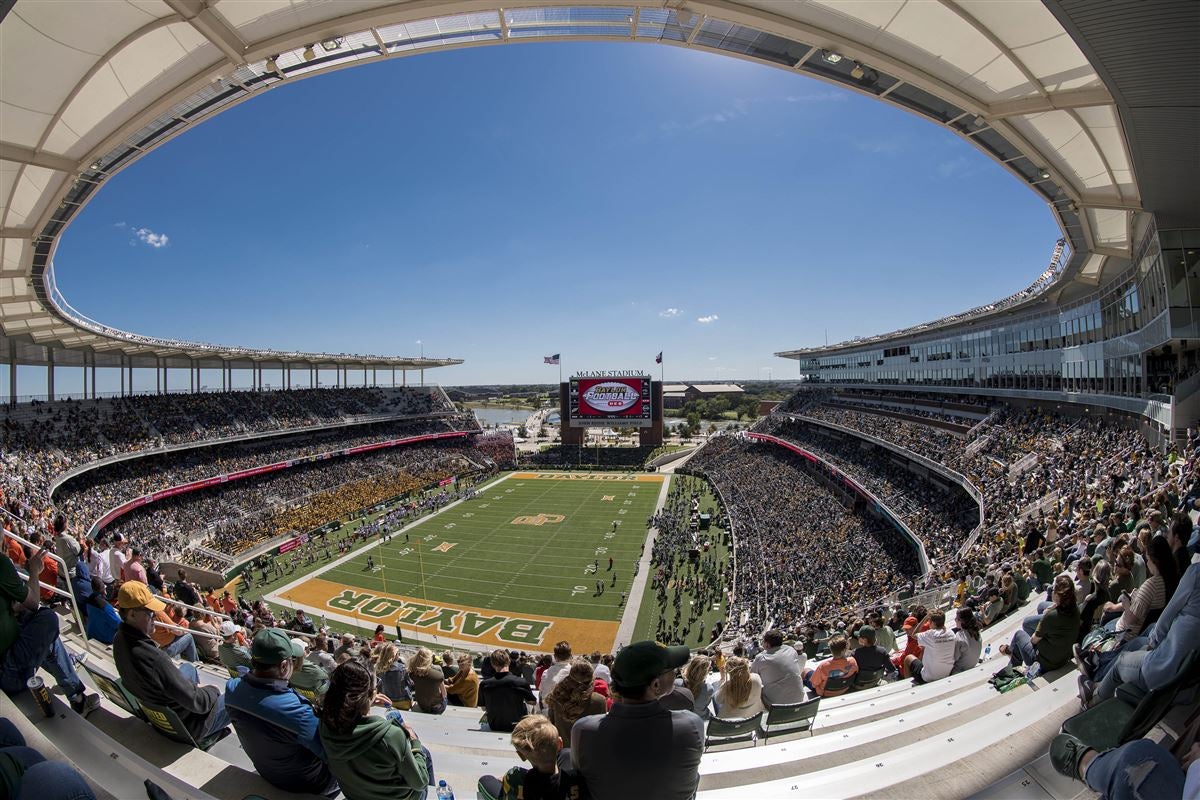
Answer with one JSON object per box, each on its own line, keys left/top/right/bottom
{"left": 936, "top": 156, "right": 971, "bottom": 179}
{"left": 113, "top": 221, "right": 126, "bottom": 228}
{"left": 134, "top": 227, "right": 169, "bottom": 248}
{"left": 659, "top": 307, "right": 682, "bottom": 318}
{"left": 696, "top": 314, "right": 719, "bottom": 324}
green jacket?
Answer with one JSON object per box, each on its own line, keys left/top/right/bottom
{"left": 319, "top": 714, "right": 428, "bottom": 800}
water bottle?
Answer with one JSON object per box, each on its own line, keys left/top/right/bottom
{"left": 983, "top": 644, "right": 992, "bottom": 662}
{"left": 1026, "top": 661, "right": 1042, "bottom": 680}
{"left": 435, "top": 780, "right": 454, "bottom": 800}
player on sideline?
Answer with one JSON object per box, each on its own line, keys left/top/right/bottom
{"left": 608, "top": 557, "right": 613, "bottom": 572}
{"left": 366, "top": 555, "right": 375, "bottom": 571}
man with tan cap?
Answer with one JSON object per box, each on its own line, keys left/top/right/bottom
{"left": 112, "top": 581, "right": 229, "bottom": 743}
{"left": 571, "top": 640, "right": 704, "bottom": 800}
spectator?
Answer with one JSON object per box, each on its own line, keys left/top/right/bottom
{"left": 172, "top": 570, "right": 200, "bottom": 607}
{"left": 445, "top": 653, "right": 479, "bottom": 708}
{"left": 0, "top": 717, "right": 99, "bottom": 800}
{"left": 25, "top": 533, "right": 59, "bottom": 605}
{"left": 288, "top": 609, "right": 317, "bottom": 635}
{"left": 124, "top": 548, "right": 148, "bottom": 586}
{"left": 679, "top": 654, "right": 715, "bottom": 719}
{"left": 979, "top": 588, "right": 1004, "bottom": 626}
{"left": 713, "top": 656, "right": 765, "bottom": 719}
{"left": 870, "top": 612, "right": 897, "bottom": 653}
{"left": 0, "top": 549, "right": 99, "bottom": 715}
{"left": 318, "top": 660, "right": 432, "bottom": 800}
{"left": 375, "top": 644, "right": 412, "bottom": 708}
{"left": 225, "top": 628, "right": 339, "bottom": 797}
{"left": 590, "top": 651, "right": 611, "bottom": 684}
{"left": 1049, "top": 734, "right": 1194, "bottom": 800}
{"left": 750, "top": 629, "right": 806, "bottom": 706}
{"left": 539, "top": 641, "right": 573, "bottom": 706}
{"left": 108, "top": 535, "right": 128, "bottom": 585}
{"left": 480, "top": 649, "right": 535, "bottom": 733}
{"left": 1100, "top": 536, "right": 1179, "bottom": 640}
{"left": 112, "top": 581, "right": 229, "bottom": 743}
{"left": 218, "top": 620, "right": 252, "bottom": 675}
{"left": 308, "top": 633, "right": 337, "bottom": 673}
{"left": 571, "top": 640, "right": 702, "bottom": 800}
{"left": 951, "top": 608, "right": 983, "bottom": 674}
{"left": 476, "top": 714, "right": 586, "bottom": 800}
{"left": 50, "top": 514, "right": 79, "bottom": 577}
{"left": 84, "top": 576, "right": 120, "bottom": 645}
{"left": 150, "top": 602, "right": 198, "bottom": 663}
{"left": 544, "top": 660, "right": 607, "bottom": 741}
{"left": 189, "top": 612, "right": 221, "bottom": 665}
{"left": 903, "top": 610, "right": 957, "bottom": 684}
{"left": 805, "top": 636, "right": 858, "bottom": 697}
{"left": 852, "top": 626, "right": 897, "bottom": 680}
{"left": 1001, "top": 575, "right": 1080, "bottom": 673}
{"left": 288, "top": 637, "right": 331, "bottom": 699}
{"left": 439, "top": 650, "right": 459, "bottom": 680}
{"left": 407, "top": 647, "right": 446, "bottom": 714}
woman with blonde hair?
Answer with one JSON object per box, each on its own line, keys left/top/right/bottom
{"left": 713, "top": 656, "right": 765, "bottom": 719}
{"left": 445, "top": 653, "right": 480, "bottom": 707}
{"left": 544, "top": 660, "right": 606, "bottom": 741}
{"left": 680, "top": 654, "right": 714, "bottom": 719}
{"left": 375, "top": 643, "right": 412, "bottom": 708}
{"left": 407, "top": 647, "right": 446, "bottom": 714}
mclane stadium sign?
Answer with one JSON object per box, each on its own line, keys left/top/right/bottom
{"left": 572, "top": 370, "right": 647, "bottom": 378}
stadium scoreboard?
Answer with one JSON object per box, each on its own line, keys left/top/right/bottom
{"left": 568, "top": 373, "right": 652, "bottom": 428}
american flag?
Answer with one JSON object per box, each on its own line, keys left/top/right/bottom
{"left": 544, "top": 354, "right": 560, "bottom": 365}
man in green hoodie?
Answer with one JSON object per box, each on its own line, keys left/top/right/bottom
{"left": 319, "top": 659, "right": 434, "bottom": 800}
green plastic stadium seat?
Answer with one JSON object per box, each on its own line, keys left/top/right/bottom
{"left": 81, "top": 662, "right": 144, "bottom": 720}
{"left": 759, "top": 697, "right": 820, "bottom": 740}
{"left": 851, "top": 668, "right": 885, "bottom": 691}
{"left": 137, "top": 700, "right": 229, "bottom": 751}
{"left": 704, "top": 711, "right": 763, "bottom": 750}
{"left": 821, "top": 673, "right": 852, "bottom": 696}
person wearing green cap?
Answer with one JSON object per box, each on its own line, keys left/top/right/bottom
{"left": 225, "top": 628, "right": 338, "bottom": 797}
{"left": 570, "top": 640, "right": 704, "bottom": 800}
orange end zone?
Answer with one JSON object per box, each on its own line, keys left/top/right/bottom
{"left": 276, "top": 577, "right": 620, "bottom": 652}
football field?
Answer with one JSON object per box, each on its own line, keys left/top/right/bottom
{"left": 267, "top": 471, "right": 667, "bottom": 653}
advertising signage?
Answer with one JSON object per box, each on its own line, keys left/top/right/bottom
{"left": 568, "top": 375, "right": 651, "bottom": 428}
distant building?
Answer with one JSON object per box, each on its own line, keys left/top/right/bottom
{"left": 663, "top": 383, "right": 745, "bottom": 409}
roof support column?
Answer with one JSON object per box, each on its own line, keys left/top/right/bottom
{"left": 402, "top": 369, "right": 406, "bottom": 387}
{"left": 120, "top": 355, "right": 125, "bottom": 397}
{"left": 392, "top": 368, "right": 395, "bottom": 388}
{"left": 81, "top": 360, "right": 87, "bottom": 400}
{"left": 47, "top": 348, "right": 54, "bottom": 402}
{"left": 90, "top": 356, "right": 96, "bottom": 400}
{"left": 163, "top": 361, "right": 168, "bottom": 394}
{"left": 420, "top": 368, "right": 424, "bottom": 387}
{"left": 8, "top": 339, "right": 16, "bottom": 407}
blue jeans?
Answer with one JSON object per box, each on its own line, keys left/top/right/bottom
{"left": 1, "top": 608, "right": 85, "bottom": 699}
{"left": 1022, "top": 602, "right": 1055, "bottom": 636}
{"left": 0, "top": 719, "right": 97, "bottom": 800}
{"left": 1096, "top": 648, "right": 1148, "bottom": 702}
{"left": 177, "top": 662, "right": 231, "bottom": 737}
{"left": 1084, "top": 739, "right": 1184, "bottom": 800}
{"left": 163, "top": 632, "right": 198, "bottom": 663}
{"left": 1008, "top": 629, "right": 1038, "bottom": 667}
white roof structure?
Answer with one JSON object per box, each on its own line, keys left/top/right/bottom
{"left": 0, "top": 1, "right": 1158, "bottom": 369}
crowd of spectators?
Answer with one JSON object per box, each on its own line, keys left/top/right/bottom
{"left": 688, "top": 435, "right": 921, "bottom": 636}
{"left": 760, "top": 416, "right": 979, "bottom": 561}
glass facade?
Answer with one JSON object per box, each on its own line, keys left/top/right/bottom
{"left": 797, "top": 224, "right": 1198, "bottom": 399}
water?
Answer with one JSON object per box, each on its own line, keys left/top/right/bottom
{"left": 472, "top": 407, "right": 535, "bottom": 426}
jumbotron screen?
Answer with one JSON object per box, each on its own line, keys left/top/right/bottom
{"left": 568, "top": 375, "right": 652, "bottom": 428}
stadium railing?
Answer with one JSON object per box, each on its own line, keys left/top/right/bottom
{"left": 3, "top": 522, "right": 91, "bottom": 655}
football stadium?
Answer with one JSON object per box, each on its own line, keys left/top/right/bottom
{"left": 0, "top": 2, "right": 1198, "bottom": 799}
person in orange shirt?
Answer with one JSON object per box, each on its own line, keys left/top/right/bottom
{"left": 804, "top": 636, "right": 859, "bottom": 697}
{"left": 150, "top": 603, "right": 198, "bottom": 662}
{"left": 28, "top": 532, "right": 59, "bottom": 602}
{"left": 220, "top": 590, "right": 237, "bottom": 615}
{"left": 3, "top": 531, "right": 26, "bottom": 568}
{"left": 891, "top": 606, "right": 932, "bottom": 678}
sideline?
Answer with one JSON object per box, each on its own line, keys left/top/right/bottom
{"left": 614, "top": 473, "right": 672, "bottom": 647}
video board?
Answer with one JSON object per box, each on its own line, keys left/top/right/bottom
{"left": 568, "top": 375, "right": 652, "bottom": 428}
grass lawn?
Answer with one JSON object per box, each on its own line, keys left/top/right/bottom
{"left": 265, "top": 471, "right": 666, "bottom": 653}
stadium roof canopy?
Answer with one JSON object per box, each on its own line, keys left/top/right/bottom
{"left": 2, "top": 0, "right": 1189, "bottom": 370}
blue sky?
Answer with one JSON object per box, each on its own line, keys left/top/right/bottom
{"left": 55, "top": 41, "right": 1060, "bottom": 386}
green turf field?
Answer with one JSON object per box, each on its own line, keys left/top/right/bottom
{"left": 269, "top": 472, "right": 667, "bottom": 652}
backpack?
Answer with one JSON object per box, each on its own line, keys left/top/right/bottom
{"left": 988, "top": 665, "right": 1028, "bottom": 694}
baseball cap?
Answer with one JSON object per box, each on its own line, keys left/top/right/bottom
{"left": 251, "top": 628, "right": 296, "bottom": 665}
{"left": 219, "top": 620, "right": 242, "bottom": 638}
{"left": 115, "top": 581, "right": 165, "bottom": 612}
{"left": 612, "top": 640, "right": 690, "bottom": 688}
{"left": 289, "top": 637, "right": 308, "bottom": 657}
{"left": 857, "top": 626, "right": 876, "bottom": 644}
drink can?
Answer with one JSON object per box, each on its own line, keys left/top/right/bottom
{"left": 27, "top": 676, "right": 53, "bottom": 717}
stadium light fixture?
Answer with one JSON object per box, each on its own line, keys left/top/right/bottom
{"left": 265, "top": 55, "right": 280, "bottom": 75}
{"left": 820, "top": 50, "right": 843, "bottom": 64}
{"left": 321, "top": 37, "right": 343, "bottom": 51}
{"left": 850, "top": 62, "right": 865, "bottom": 80}
{"left": 1037, "top": 167, "right": 1052, "bottom": 180}
{"left": 303, "top": 44, "right": 317, "bottom": 62}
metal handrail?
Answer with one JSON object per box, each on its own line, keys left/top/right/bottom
{"left": 4, "top": 528, "right": 92, "bottom": 655}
